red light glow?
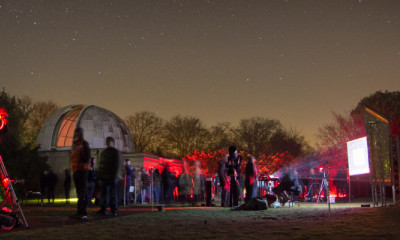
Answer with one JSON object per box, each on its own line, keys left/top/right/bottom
{"left": 0, "top": 107, "right": 8, "bottom": 131}
{"left": 1, "top": 177, "right": 13, "bottom": 205}
{"left": 143, "top": 156, "right": 183, "bottom": 175}
{"left": 1, "top": 177, "right": 10, "bottom": 188}
{"left": 0, "top": 155, "right": 13, "bottom": 205}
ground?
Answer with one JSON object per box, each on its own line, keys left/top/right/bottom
{"left": 2, "top": 202, "right": 400, "bottom": 240}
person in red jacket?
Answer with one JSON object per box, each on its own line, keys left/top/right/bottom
{"left": 70, "top": 127, "right": 91, "bottom": 220}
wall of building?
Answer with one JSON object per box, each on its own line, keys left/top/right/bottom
{"left": 40, "top": 151, "right": 183, "bottom": 199}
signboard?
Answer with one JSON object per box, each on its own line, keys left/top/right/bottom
{"left": 347, "top": 137, "right": 370, "bottom": 176}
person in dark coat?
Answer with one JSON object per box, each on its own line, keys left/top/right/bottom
{"left": 273, "top": 168, "right": 298, "bottom": 204}
{"left": 40, "top": 170, "right": 48, "bottom": 205}
{"left": 123, "top": 159, "right": 134, "bottom": 204}
{"left": 161, "top": 164, "right": 172, "bottom": 205}
{"left": 97, "top": 137, "right": 123, "bottom": 216}
{"left": 47, "top": 169, "right": 58, "bottom": 203}
{"left": 227, "top": 146, "right": 242, "bottom": 207}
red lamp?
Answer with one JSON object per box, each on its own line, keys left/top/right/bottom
{"left": 0, "top": 107, "right": 8, "bottom": 135}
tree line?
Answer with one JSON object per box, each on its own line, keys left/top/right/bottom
{"left": 1, "top": 89, "right": 399, "bottom": 192}
{"left": 124, "top": 112, "right": 312, "bottom": 159}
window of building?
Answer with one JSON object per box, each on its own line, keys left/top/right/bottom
{"left": 56, "top": 105, "right": 84, "bottom": 147}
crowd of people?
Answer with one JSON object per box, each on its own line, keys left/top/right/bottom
{"left": 63, "top": 129, "right": 263, "bottom": 221}
{"left": 39, "top": 169, "right": 58, "bottom": 205}
{"left": 63, "top": 127, "right": 213, "bottom": 220}
{"left": 39, "top": 127, "right": 346, "bottom": 220}
{"left": 37, "top": 138, "right": 285, "bottom": 220}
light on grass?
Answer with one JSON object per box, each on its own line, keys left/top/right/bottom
{"left": 23, "top": 198, "right": 79, "bottom": 204}
{"left": 54, "top": 198, "right": 78, "bottom": 203}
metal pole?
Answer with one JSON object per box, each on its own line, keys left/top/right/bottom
{"left": 326, "top": 161, "right": 330, "bottom": 217}
{"left": 151, "top": 170, "right": 154, "bottom": 211}
{"left": 123, "top": 167, "right": 126, "bottom": 207}
{"left": 133, "top": 178, "right": 136, "bottom": 205}
{"left": 348, "top": 172, "right": 351, "bottom": 203}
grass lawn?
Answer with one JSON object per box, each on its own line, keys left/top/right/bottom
{"left": 2, "top": 201, "right": 400, "bottom": 240}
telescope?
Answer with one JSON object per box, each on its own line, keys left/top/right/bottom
{"left": 0, "top": 108, "right": 29, "bottom": 229}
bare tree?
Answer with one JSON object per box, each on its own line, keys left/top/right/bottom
{"left": 316, "top": 112, "right": 363, "bottom": 152}
{"left": 124, "top": 111, "right": 164, "bottom": 153}
{"left": 25, "top": 100, "right": 59, "bottom": 146}
{"left": 269, "top": 127, "right": 313, "bottom": 157}
{"left": 316, "top": 112, "right": 365, "bottom": 174}
{"left": 233, "top": 117, "right": 281, "bottom": 158}
{"left": 163, "top": 115, "right": 209, "bottom": 158}
{"left": 206, "top": 122, "right": 234, "bottom": 151}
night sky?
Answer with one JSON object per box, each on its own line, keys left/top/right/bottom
{"left": 1, "top": 0, "right": 400, "bottom": 146}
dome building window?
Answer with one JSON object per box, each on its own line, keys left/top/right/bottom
{"left": 55, "top": 105, "right": 84, "bottom": 147}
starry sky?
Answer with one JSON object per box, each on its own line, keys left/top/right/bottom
{"left": 1, "top": 0, "right": 400, "bottom": 147}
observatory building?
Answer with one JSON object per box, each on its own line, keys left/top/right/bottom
{"left": 38, "top": 104, "right": 135, "bottom": 154}
{"left": 37, "top": 104, "right": 183, "bottom": 198}
{"left": 37, "top": 104, "right": 135, "bottom": 197}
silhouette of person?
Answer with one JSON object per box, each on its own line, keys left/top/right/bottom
{"left": 227, "top": 146, "right": 242, "bottom": 207}
{"left": 70, "top": 127, "right": 91, "bottom": 220}
{"left": 47, "top": 169, "right": 58, "bottom": 203}
{"left": 97, "top": 137, "right": 123, "bottom": 216}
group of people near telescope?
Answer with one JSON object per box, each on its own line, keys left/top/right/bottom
{"left": 68, "top": 127, "right": 308, "bottom": 220}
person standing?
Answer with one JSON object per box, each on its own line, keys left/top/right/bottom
{"left": 245, "top": 156, "right": 257, "bottom": 203}
{"left": 47, "top": 169, "right": 58, "bottom": 204}
{"left": 140, "top": 167, "right": 150, "bottom": 204}
{"left": 123, "top": 159, "right": 134, "bottom": 204}
{"left": 192, "top": 161, "right": 204, "bottom": 205}
{"left": 152, "top": 168, "right": 161, "bottom": 203}
{"left": 133, "top": 166, "right": 141, "bottom": 204}
{"left": 40, "top": 170, "right": 48, "bottom": 206}
{"left": 161, "top": 164, "right": 172, "bottom": 205}
{"left": 218, "top": 154, "right": 229, "bottom": 207}
{"left": 227, "top": 146, "right": 242, "bottom": 207}
{"left": 178, "top": 168, "right": 191, "bottom": 202}
{"left": 70, "top": 127, "right": 91, "bottom": 220}
{"left": 97, "top": 137, "right": 123, "bottom": 216}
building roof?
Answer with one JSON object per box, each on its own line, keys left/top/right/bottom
{"left": 37, "top": 104, "right": 135, "bottom": 153}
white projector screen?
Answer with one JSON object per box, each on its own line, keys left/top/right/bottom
{"left": 347, "top": 137, "right": 370, "bottom": 176}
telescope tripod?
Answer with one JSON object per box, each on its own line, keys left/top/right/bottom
{"left": 0, "top": 155, "right": 29, "bottom": 228}
{"left": 317, "top": 178, "right": 329, "bottom": 203}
